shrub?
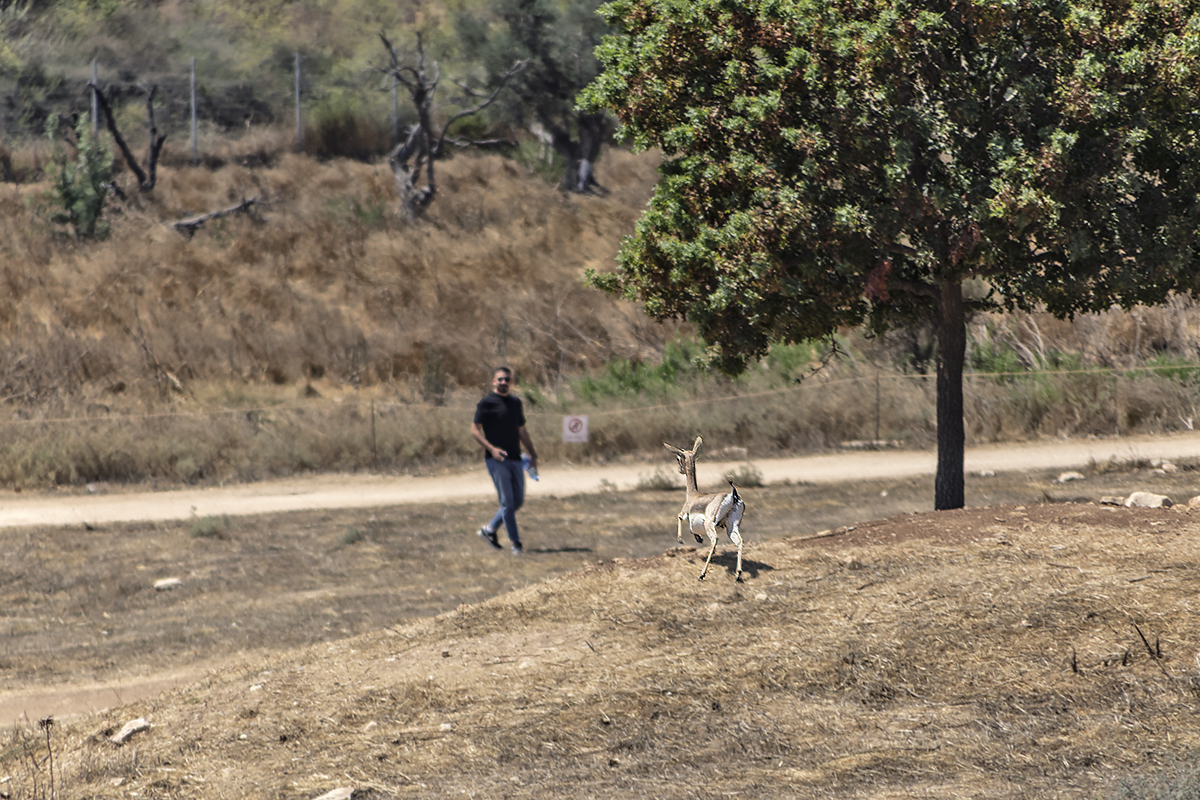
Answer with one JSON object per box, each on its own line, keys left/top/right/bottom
{"left": 43, "top": 113, "right": 112, "bottom": 239}
{"left": 308, "top": 92, "right": 391, "bottom": 161}
{"left": 723, "top": 463, "right": 765, "bottom": 488}
{"left": 190, "top": 514, "right": 231, "bottom": 539}
{"left": 635, "top": 466, "right": 681, "bottom": 491}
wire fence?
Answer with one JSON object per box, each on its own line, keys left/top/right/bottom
{"left": 4, "top": 363, "right": 1198, "bottom": 433}
{"left": 3, "top": 362, "right": 1197, "bottom": 485}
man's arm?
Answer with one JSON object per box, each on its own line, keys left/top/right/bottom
{"left": 518, "top": 425, "right": 537, "bottom": 470}
{"left": 471, "top": 422, "right": 507, "bottom": 460}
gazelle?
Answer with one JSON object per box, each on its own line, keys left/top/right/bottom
{"left": 663, "top": 437, "right": 746, "bottom": 581}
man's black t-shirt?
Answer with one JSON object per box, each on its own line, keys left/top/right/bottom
{"left": 473, "top": 392, "right": 526, "bottom": 461}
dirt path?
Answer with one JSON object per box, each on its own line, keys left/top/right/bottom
{"left": 1, "top": 431, "right": 1198, "bottom": 529}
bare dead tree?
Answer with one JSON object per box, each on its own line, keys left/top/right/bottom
{"left": 379, "top": 31, "right": 526, "bottom": 220}
{"left": 88, "top": 82, "right": 167, "bottom": 192}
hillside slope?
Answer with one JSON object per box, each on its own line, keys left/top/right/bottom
{"left": 0, "top": 149, "right": 664, "bottom": 401}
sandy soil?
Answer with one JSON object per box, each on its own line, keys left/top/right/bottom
{"left": 2, "top": 431, "right": 1197, "bottom": 528}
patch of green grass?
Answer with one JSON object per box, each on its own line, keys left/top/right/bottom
{"left": 342, "top": 526, "right": 366, "bottom": 545}
{"left": 574, "top": 337, "right": 709, "bottom": 402}
{"left": 1141, "top": 354, "right": 1200, "bottom": 384}
{"left": 190, "top": 514, "right": 231, "bottom": 539}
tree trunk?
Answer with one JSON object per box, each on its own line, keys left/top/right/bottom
{"left": 934, "top": 278, "right": 966, "bottom": 510}
{"left": 547, "top": 112, "right": 607, "bottom": 193}
{"left": 388, "top": 125, "right": 435, "bottom": 221}
{"left": 89, "top": 83, "right": 166, "bottom": 193}
{"left": 572, "top": 112, "right": 606, "bottom": 193}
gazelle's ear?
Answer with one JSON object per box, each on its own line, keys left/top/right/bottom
{"left": 664, "top": 442, "right": 682, "bottom": 454}
{"left": 692, "top": 436, "right": 703, "bottom": 454}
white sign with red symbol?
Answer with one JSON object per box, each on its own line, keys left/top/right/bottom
{"left": 562, "top": 415, "right": 589, "bottom": 443}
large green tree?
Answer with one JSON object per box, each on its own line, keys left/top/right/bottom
{"left": 582, "top": 0, "right": 1200, "bottom": 509}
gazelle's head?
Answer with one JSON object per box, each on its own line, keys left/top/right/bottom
{"left": 663, "top": 436, "right": 703, "bottom": 475}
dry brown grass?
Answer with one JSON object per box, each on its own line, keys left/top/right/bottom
{"left": 0, "top": 144, "right": 664, "bottom": 404}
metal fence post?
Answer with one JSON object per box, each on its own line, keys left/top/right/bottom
{"left": 91, "top": 59, "right": 99, "bottom": 136}
{"left": 191, "top": 57, "right": 199, "bottom": 166}
{"left": 294, "top": 52, "right": 303, "bottom": 153}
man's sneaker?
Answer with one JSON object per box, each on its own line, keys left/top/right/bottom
{"left": 478, "top": 527, "right": 501, "bottom": 550}
{"left": 511, "top": 544, "right": 524, "bottom": 555}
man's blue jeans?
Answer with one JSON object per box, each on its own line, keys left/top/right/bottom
{"left": 485, "top": 457, "right": 525, "bottom": 546}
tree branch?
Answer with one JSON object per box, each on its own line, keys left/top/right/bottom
{"left": 170, "top": 197, "right": 260, "bottom": 238}
{"left": 87, "top": 82, "right": 167, "bottom": 192}
{"left": 141, "top": 85, "right": 167, "bottom": 191}
{"left": 435, "top": 59, "right": 527, "bottom": 156}
{"left": 89, "top": 83, "right": 148, "bottom": 188}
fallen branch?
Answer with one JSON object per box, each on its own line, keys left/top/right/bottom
{"left": 171, "top": 197, "right": 260, "bottom": 237}
{"left": 1132, "top": 620, "right": 1171, "bottom": 677}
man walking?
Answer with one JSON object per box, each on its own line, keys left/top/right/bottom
{"left": 470, "top": 366, "right": 538, "bottom": 554}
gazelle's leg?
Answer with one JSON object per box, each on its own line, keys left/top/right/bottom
{"left": 698, "top": 514, "right": 720, "bottom": 580}
{"left": 676, "top": 514, "right": 686, "bottom": 544}
{"left": 698, "top": 535, "right": 719, "bottom": 580}
{"left": 726, "top": 523, "right": 744, "bottom": 581}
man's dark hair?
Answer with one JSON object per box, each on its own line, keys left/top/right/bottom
{"left": 494, "top": 366, "right": 513, "bottom": 378}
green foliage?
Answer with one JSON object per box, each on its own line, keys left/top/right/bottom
{"left": 308, "top": 90, "right": 390, "bottom": 161}
{"left": 43, "top": 113, "right": 112, "bottom": 239}
{"left": 0, "top": 4, "right": 28, "bottom": 77}
{"left": 342, "top": 526, "right": 366, "bottom": 545}
{"left": 190, "top": 514, "right": 231, "bottom": 539}
{"left": 765, "top": 341, "right": 827, "bottom": 384}
{"left": 574, "top": 337, "right": 707, "bottom": 401}
{"left": 970, "top": 339, "right": 1027, "bottom": 377}
{"left": 1141, "top": 354, "right": 1200, "bottom": 384}
{"left": 584, "top": 0, "right": 1200, "bottom": 365}
{"left": 582, "top": 0, "right": 1200, "bottom": 508}
{"left": 327, "top": 195, "right": 387, "bottom": 229}
{"left": 462, "top": 0, "right": 614, "bottom": 189}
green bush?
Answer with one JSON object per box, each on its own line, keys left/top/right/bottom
{"left": 190, "top": 514, "right": 231, "bottom": 539}
{"left": 43, "top": 113, "right": 112, "bottom": 239}
{"left": 575, "top": 337, "right": 708, "bottom": 402}
{"left": 308, "top": 91, "right": 391, "bottom": 161}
